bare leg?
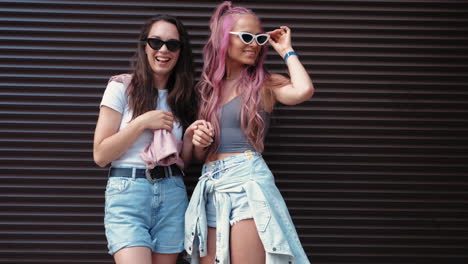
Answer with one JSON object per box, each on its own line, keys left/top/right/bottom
{"left": 230, "top": 219, "right": 266, "bottom": 264}
{"left": 200, "top": 227, "right": 217, "bottom": 264}
{"left": 152, "top": 253, "right": 179, "bottom": 264}
{"left": 114, "top": 246, "right": 152, "bottom": 264}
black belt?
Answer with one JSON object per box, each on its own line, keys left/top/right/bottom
{"left": 109, "top": 164, "right": 183, "bottom": 184}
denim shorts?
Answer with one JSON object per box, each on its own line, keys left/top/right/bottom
{"left": 104, "top": 169, "right": 188, "bottom": 255}
{"left": 204, "top": 151, "right": 261, "bottom": 227}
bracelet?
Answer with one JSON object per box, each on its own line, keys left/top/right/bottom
{"left": 283, "top": 51, "right": 298, "bottom": 63}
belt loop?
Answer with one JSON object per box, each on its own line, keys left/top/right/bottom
{"left": 131, "top": 168, "right": 136, "bottom": 180}
{"left": 245, "top": 150, "right": 253, "bottom": 160}
{"left": 166, "top": 166, "right": 172, "bottom": 178}
{"left": 107, "top": 167, "right": 112, "bottom": 178}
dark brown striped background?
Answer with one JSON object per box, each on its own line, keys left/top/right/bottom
{"left": 1, "top": 0, "right": 467, "bottom": 263}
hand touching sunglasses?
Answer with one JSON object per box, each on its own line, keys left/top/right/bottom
{"left": 229, "top": 32, "right": 270, "bottom": 46}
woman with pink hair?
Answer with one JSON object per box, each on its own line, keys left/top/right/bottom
{"left": 185, "top": 1, "right": 313, "bottom": 263}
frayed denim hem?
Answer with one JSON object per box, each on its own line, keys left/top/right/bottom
{"left": 230, "top": 216, "right": 253, "bottom": 226}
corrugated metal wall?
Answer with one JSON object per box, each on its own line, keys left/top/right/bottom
{"left": 1, "top": 0, "right": 467, "bottom": 263}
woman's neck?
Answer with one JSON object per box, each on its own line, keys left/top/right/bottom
{"left": 225, "top": 60, "right": 243, "bottom": 81}
{"left": 153, "top": 73, "right": 169, "bottom": 90}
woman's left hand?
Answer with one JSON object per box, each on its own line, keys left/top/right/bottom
{"left": 268, "top": 26, "right": 293, "bottom": 58}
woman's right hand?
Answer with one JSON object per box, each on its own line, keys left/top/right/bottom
{"left": 138, "top": 110, "right": 174, "bottom": 131}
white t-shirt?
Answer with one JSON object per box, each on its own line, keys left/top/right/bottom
{"left": 100, "top": 81, "right": 183, "bottom": 168}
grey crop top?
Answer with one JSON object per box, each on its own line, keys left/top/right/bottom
{"left": 216, "top": 95, "right": 270, "bottom": 154}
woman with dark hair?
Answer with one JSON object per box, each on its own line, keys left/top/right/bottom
{"left": 185, "top": 1, "right": 313, "bottom": 263}
{"left": 93, "top": 15, "right": 203, "bottom": 264}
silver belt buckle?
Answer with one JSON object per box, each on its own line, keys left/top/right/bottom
{"left": 145, "top": 168, "right": 164, "bottom": 184}
{"left": 145, "top": 169, "right": 155, "bottom": 184}
{"left": 145, "top": 167, "right": 172, "bottom": 184}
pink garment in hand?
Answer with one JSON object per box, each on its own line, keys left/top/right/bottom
{"left": 109, "top": 74, "right": 184, "bottom": 170}
{"left": 140, "top": 129, "right": 184, "bottom": 169}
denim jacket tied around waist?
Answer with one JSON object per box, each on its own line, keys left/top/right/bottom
{"left": 184, "top": 154, "right": 310, "bottom": 264}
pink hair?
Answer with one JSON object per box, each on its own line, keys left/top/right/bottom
{"left": 197, "top": 1, "right": 270, "bottom": 155}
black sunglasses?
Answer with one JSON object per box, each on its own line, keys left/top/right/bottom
{"left": 141, "top": 38, "right": 182, "bottom": 52}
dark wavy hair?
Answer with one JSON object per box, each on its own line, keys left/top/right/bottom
{"left": 128, "top": 15, "right": 196, "bottom": 130}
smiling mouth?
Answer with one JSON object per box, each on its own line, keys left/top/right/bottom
{"left": 156, "top": 57, "right": 170, "bottom": 62}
